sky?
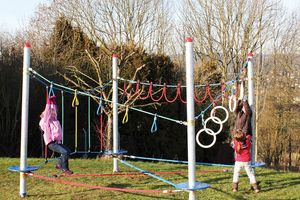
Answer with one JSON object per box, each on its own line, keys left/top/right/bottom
{"left": 0, "top": 0, "right": 299, "bottom": 33}
{"left": 0, "top": 0, "right": 48, "bottom": 32}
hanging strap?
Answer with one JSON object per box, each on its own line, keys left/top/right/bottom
{"left": 122, "top": 106, "right": 129, "bottom": 124}
{"left": 96, "top": 96, "right": 104, "bottom": 151}
{"left": 88, "top": 96, "right": 91, "bottom": 152}
{"left": 72, "top": 90, "right": 79, "bottom": 152}
{"left": 48, "top": 82, "right": 55, "bottom": 97}
{"left": 151, "top": 114, "right": 158, "bottom": 133}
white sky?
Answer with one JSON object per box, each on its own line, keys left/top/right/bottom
{"left": 0, "top": 0, "right": 48, "bottom": 32}
{"left": 0, "top": 0, "right": 299, "bottom": 33}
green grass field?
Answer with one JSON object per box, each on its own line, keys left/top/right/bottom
{"left": 1, "top": 157, "right": 299, "bottom": 200}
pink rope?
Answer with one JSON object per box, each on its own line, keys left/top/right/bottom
{"left": 177, "top": 83, "right": 187, "bottom": 103}
{"left": 99, "top": 113, "right": 103, "bottom": 151}
{"left": 29, "top": 173, "right": 177, "bottom": 194}
{"left": 163, "top": 83, "right": 180, "bottom": 103}
{"left": 149, "top": 82, "right": 165, "bottom": 102}
{"left": 194, "top": 85, "right": 208, "bottom": 103}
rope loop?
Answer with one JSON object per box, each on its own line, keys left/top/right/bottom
{"left": 48, "top": 82, "right": 55, "bottom": 97}
{"left": 72, "top": 90, "right": 80, "bottom": 107}
{"left": 97, "top": 97, "right": 103, "bottom": 116}
{"left": 122, "top": 106, "right": 129, "bottom": 124}
{"left": 200, "top": 112, "right": 205, "bottom": 127}
{"left": 151, "top": 114, "right": 158, "bottom": 133}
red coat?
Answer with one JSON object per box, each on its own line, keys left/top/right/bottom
{"left": 234, "top": 135, "right": 251, "bottom": 162}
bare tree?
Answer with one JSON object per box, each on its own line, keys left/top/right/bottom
{"left": 258, "top": 9, "right": 300, "bottom": 169}
{"left": 179, "top": 0, "right": 279, "bottom": 79}
{"left": 40, "top": 0, "right": 172, "bottom": 55}
{"left": 26, "top": 1, "right": 177, "bottom": 151}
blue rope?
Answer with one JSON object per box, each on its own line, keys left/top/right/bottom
{"left": 48, "top": 82, "right": 55, "bottom": 97}
{"left": 195, "top": 93, "right": 223, "bottom": 120}
{"left": 120, "top": 160, "right": 178, "bottom": 187}
{"left": 129, "top": 106, "right": 185, "bottom": 125}
{"left": 124, "top": 155, "right": 234, "bottom": 167}
{"left": 96, "top": 97, "right": 103, "bottom": 116}
{"left": 151, "top": 114, "right": 158, "bottom": 133}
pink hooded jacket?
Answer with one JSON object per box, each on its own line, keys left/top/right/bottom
{"left": 39, "top": 96, "right": 62, "bottom": 145}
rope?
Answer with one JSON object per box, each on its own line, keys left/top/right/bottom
{"left": 48, "top": 82, "right": 55, "bottom": 97}
{"left": 118, "top": 77, "right": 224, "bottom": 88}
{"left": 151, "top": 114, "right": 158, "bottom": 133}
{"left": 88, "top": 96, "right": 91, "bottom": 152}
{"left": 72, "top": 90, "right": 79, "bottom": 152}
{"left": 194, "top": 84, "right": 209, "bottom": 103}
{"left": 129, "top": 106, "right": 186, "bottom": 125}
{"left": 122, "top": 106, "right": 129, "bottom": 124}
{"left": 164, "top": 83, "right": 180, "bottom": 103}
{"left": 149, "top": 82, "right": 165, "bottom": 102}
{"left": 66, "top": 169, "right": 227, "bottom": 178}
{"left": 100, "top": 113, "right": 103, "bottom": 151}
{"left": 97, "top": 96, "right": 104, "bottom": 151}
{"left": 61, "top": 91, "right": 65, "bottom": 144}
{"left": 124, "top": 155, "right": 234, "bottom": 167}
{"left": 120, "top": 160, "right": 178, "bottom": 188}
{"left": 28, "top": 173, "right": 180, "bottom": 194}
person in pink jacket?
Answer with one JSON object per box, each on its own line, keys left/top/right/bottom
{"left": 39, "top": 96, "right": 73, "bottom": 175}
{"left": 232, "top": 129, "right": 259, "bottom": 193}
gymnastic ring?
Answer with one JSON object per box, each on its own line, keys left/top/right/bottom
{"left": 210, "top": 106, "right": 229, "bottom": 124}
{"left": 204, "top": 116, "right": 223, "bottom": 135}
{"left": 229, "top": 95, "right": 237, "bottom": 112}
{"left": 196, "top": 128, "right": 217, "bottom": 148}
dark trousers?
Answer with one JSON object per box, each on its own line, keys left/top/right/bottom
{"left": 48, "top": 142, "right": 71, "bottom": 170}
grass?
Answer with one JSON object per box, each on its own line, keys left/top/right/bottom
{"left": 1, "top": 157, "right": 300, "bottom": 200}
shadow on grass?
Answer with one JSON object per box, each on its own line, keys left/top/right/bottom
{"left": 262, "top": 177, "right": 300, "bottom": 192}
{"left": 28, "top": 186, "right": 182, "bottom": 200}
{"left": 209, "top": 186, "right": 247, "bottom": 200}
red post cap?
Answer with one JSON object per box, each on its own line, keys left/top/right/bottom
{"left": 25, "top": 41, "right": 31, "bottom": 48}
{"left": 185, "top": 37, "right": 193, "bottom": 42}
{"left": 112, "top": 54, "right": 119, "bottom": 58}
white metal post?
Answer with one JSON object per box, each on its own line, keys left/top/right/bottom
{"left": 247, "top": 52, "right": 256, "bottom": 163}
{"left": 20, "top": 42, "right": 30, "bottom": 197}
{"left": 185, "top": 38, "right": 196, "bottom": 200}
{"left": 112, "top": 54, "right": 119, "bottom": 172}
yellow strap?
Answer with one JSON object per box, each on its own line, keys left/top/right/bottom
{"left": 72, "top": 90, "right": 80, "bottom": 107}
{"left": 122, "top": 106, "right": 129, "bottom": 124}
{"left": 72, "top": 90, "right": 79, "bottom": 151}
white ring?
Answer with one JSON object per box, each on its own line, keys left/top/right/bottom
{"left": 204, "top": 116, "right": 223, "bottom": 135}
{"left": 210, "top": 106, "right": 229, "bottom": 124}
{"left": 196, "top": 128, "right": 217, "bottom": 148}
{"left": 229, "top": 95, "right": 237, "bottom": 112}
